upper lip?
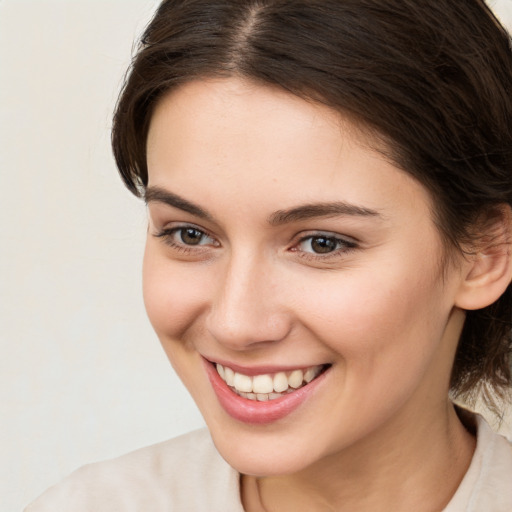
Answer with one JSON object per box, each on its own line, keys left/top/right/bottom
{"left": 203, "top": 356, "right": 329, "bottom": 376}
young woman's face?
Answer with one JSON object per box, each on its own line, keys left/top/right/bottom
{"left": 144, "top": 78, "right": 468, "bottom": 476}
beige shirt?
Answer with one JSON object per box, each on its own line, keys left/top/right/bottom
{"left": 25, "top": 415, "right": 512, "bottom": 512}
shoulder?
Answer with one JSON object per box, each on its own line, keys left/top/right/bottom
{"left": 470, "top": 417, "right": 512, "bottom": 509}
{"left": 25, "top": 428, "right": 243, "bottom": 512}
{"left": 445, "top": 414, "right": 512, "bottom": 512}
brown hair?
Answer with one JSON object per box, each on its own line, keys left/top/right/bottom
{"left": 112, "top": 0, "right": 512, "bottom": 411}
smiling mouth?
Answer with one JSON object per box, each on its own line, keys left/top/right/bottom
{"left": 214, "top": 363, "right": 330, "bottom": 401}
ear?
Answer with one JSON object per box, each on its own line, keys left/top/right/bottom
{"left": 455, "top": 205, "right": 512, "bottom": 311}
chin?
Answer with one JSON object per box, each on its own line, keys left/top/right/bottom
{"left": 203, "top": 414, "right": 329, "bottom": 477}
{"left": 212, "top": 432, "right": 317, "bottom": 476}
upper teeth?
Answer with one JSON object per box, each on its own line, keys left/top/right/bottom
{"left": 216, "top": 363, "right": 323, "bottom": 399}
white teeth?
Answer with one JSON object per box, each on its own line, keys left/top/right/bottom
{"left": 288, "top": 369, "right": 304, "bottom": 388}
{"left": 216, "top": 363, "right": 225, "bottom": 380}
{"left": 253, "top": 374, "right": 274, "bottom": 394}
{"left": 233, "top": 372, "right": 253, "bottom": 393}
{"left": 215, "top": 363, "right": 325, "bottom": 400}
{"left": 273, "top": 372, "right": 288, "bottom": 393}
{"left": 304, "top": 366, "right": 321, "bottom": 383}
{"left": 224, "top": 366, "right": 235, "bottom": 386}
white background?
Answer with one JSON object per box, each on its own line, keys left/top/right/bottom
{"left": 1, "top": 1, "right": 511, "bottom": 510}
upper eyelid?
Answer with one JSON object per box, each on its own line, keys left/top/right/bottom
{"left": 154, "top": 221, "right": 213, "bottom": 236}
{"left": 147, "top": 206, "right": 216, "bottom": 232}
{"left": 295, "top": 235, "right": 357, "bottom": 248}
{"left": 292, "top": 231, "right": 359, "bottom": 253}
{"left": 157, "top": 225, "right": 211, "bottom": 237}
{"left": 155, "top": 225, "right": 219, "bottom": 248}
{"left": 294, "top": 230, "right": 359, "bottom": 244}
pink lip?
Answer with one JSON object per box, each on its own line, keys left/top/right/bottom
{"left": 206, "top": 358, "right": 318, "bottom": 376}
{"left": 203, "top": 358, "right": 329, "bottom": 425}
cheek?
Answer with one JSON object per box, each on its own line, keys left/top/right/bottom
{"left": 299, "top": 262, "right": 449, "bottom": 375}
{"left": 142, "top": 241, "right": 211, "bottom": 341}
{"left": 298, "top": 270, "right": 453, "bottom": 429}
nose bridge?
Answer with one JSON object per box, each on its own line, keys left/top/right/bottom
{"left": 206, "top": 247, "right": 290, "bottom": 349}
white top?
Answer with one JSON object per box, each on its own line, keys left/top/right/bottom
{"left": 25, "top": 415, "right": 512, "bottom": 512}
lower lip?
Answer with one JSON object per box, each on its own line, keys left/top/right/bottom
{"left": 203, "top": 358, "right": 329, "bottom": 425}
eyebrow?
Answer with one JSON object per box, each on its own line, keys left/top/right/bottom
{"left": 268, "top": 202, "right": 382, "bottom": 225}
{"left": 145, "top": 186, "right": 214, "bottom": 221}
{"left": 145, "top": 186, "right": 381, "bottom": 225}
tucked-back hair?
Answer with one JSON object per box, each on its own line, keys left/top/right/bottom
{"left": 112, "top": 0, "right": 512, "bottom": 410}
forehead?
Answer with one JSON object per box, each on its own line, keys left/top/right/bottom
{"left": 146, "top": 77, "right": 434, "bottom": 224}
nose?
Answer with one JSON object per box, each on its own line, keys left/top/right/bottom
{"left": 205, "top": 250, "right": 292, "bottom": 351}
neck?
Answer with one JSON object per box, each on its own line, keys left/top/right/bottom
{"left": 242, "top": 401, "right": 476, "bottom": 512}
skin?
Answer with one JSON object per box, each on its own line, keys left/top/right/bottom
{"left": 143, "top": 77, "right": 478, "bottom": 511}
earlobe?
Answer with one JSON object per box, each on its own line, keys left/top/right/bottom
{"left": 455, "top": 206, "right": 512, "bottom": 311}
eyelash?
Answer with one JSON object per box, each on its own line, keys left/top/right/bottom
{"left": 155, "top": 225, "right": 218, "bottom": 253}
{"left": 292, "top": 234, "right": 358, "bottom": 261}
{"left": 154, "top": 225, "right": 358, "bottom": 260}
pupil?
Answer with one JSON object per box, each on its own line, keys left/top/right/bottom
{"left": 311, "top": 237, "right": 336, "bottom": 254}
{"left": 181, "top": 228, "right": 202, "bottom": 245}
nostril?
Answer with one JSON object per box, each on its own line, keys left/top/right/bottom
{"left": 205, "top": 304, "right": 293, "bottom": 350}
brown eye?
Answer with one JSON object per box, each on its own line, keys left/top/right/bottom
{"left": 180, "top": 228, "right": 206, "bottom": 245}
{"left": 295, "top": 233, "right": 357, "bottom": 257}
{"left": 155, "top": 225, "right": 218, "bottom": 250}
{"left": 310, "top": 236, "right": 338, "bottom": 253}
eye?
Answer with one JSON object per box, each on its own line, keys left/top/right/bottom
{"left": 301, "top": 236, "right": 339, "bottom": 254}
{"left": 295, "top": 234, "right": 357, "bottom": 256}
{"left": 177, "top": 227, "right": 211, "bottom": 245}
{"left": 155, "top": 225, "right": 218, "bottom": 249}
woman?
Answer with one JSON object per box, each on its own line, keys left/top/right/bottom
{"left": 27, "top": 0, "right": 512, "bottom": 510}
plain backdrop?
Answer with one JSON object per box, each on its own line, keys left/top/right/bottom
{"left": 1, "top": 1, "right": 512, "bottom": 510}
